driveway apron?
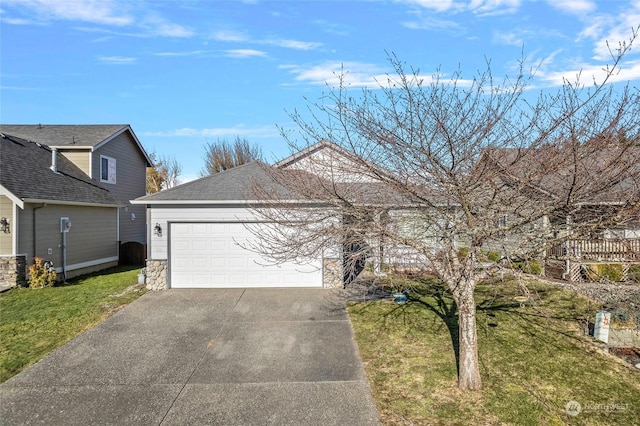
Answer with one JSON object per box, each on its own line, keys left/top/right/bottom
{"left": 0, "top": 288, "right": 380, "bottom": 425}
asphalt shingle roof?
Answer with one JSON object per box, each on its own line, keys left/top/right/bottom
{"left": 0, "top": 124, "right": 129, "bottom": 147}
{"left": 0, "top": 133, "right": 121, "bottom": 206}
{"left": 136, "top": 162, "right": 298, "bottom": 202}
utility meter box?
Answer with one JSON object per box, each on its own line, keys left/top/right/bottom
{"left": 60, "top": 217, "right": 71, "bottom": 233}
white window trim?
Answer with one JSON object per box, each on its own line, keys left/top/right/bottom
{"left": 100, "top": 155, "right": 116, "bottom": 184}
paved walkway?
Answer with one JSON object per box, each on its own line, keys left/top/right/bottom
{"left": 0, "top": 288, "right": 380, "bottom": 425}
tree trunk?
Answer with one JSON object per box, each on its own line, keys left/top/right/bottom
{"left": 455, "top": 283, "right": 482, "bottom": 390}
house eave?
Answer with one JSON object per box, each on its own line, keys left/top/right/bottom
{"left": 130, "top": 199, "right": 325, "bottom": 205}
{"left": 93, "top": 125, "right": 153, "bottom": 167}
{"left": 22, "top": 198, "right": 123, "bottom": 208}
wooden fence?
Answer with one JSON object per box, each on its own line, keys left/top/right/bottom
{"left": 546, "top": 239, "right": 640, "bottom": 262}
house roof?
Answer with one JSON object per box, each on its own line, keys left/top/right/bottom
{"left": 133, "top": 159, "right": 418, "bottom": 207}
{"left": 0, "top": 124, "right": 152, "bottom": 166}
{"left": 0, "top": 133, "right": 122, "bottom": 208}
{"left": 133, "top": 162, "right": 304, "bottom": 204}
{"left": 480, "top": 144, "right": 640, "bottom": 205}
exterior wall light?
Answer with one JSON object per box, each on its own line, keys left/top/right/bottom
{"left": 0, "top": 217, "right": 9, "bottom": 233}
{"left": 154, "top": 223, "right": 162, "bottom": 237}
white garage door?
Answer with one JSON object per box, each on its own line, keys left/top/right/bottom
{"left": 169, "top": 222, "right": 323, "bottom": 288}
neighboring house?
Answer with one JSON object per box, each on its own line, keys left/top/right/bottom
{"left": 0, "top": 125, "right": 152, "bottom": 285}
{"left": 479, "top": 145, "right": 640, "bottom": 281}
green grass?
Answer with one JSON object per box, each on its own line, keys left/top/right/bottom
{"left": 348, "top": 275, "right": 640, "bottom": 425}
{"left": 0, "top": 266, "right": 146, "bottom": 383}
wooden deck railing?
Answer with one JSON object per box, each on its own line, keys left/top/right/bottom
{"left": 546, "top": 238, "right": 640, "bottom": 262}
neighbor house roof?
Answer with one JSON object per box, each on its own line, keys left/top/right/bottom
{"left": 0, "top": 133, "right": 122, "bottom": 208}
{"left": 480, "top": 144, "right": 640, "bottom": 205}
{"left": 0, "top": 124, "right": 152, "bottom": 166}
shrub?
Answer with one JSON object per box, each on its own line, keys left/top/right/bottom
{"left": 628, "top": 265, "right": 640, "bottom": 283}
{"left": 457, "top": 247, "right": 470, "bottom": 260}
{"left": 486, "top": 250, "right": 501, "bottom": 262}
{"left": 513, "top": 260, "right": 542, "bottom": 275}
{"left": 583, "top": 263, "right": 623, "bottom": 282}
{"left": 28, "top": 257, "right": 57, "bottom": 288}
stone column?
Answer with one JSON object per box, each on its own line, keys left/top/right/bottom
{"left": 145, "top": 259, "right": 168, "bottom": 290}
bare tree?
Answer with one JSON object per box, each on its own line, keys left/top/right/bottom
{"left": 201, "top": 136, "right": 263, "bottom": 175}
{"left": 251, "top": 32, "right": 640, "bottom": 391}
{"left": 146, "top": 152, "right": 182, "bottom": 193}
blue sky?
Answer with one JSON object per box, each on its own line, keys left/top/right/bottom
{"left": 2, "top": 0, "right": 639, "bottom": 182}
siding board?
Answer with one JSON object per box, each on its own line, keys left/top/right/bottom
{"left": 93, "top": 132, "right": 147, "bottom": 244}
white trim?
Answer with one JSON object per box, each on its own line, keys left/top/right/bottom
{"left": 12, "top": 203, "right": 18, "bottom": 255}
{"left": 22, "top": 199, "right": 122, "bottom": 208}
{"left": 53, "top": 256, "right": 119, "bottom": 273}
{"left": 130, "top": 199, "right": 326, "bottom": 205}
{"left": 0, "top": 185, "right": 24, "bottom": 209}
{"left": 99, "top": 155, "right": 117, "bottom": 184}
{"left": 93, "top": 125, "right": 153, "bottom": 166}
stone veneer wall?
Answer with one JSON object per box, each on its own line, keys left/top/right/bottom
{"left": 0, "top": 255, "right": 27, "bottom": 288}
{"left": 145, "top": 259, "right": 168, "bottom": 291}
{"left": 323, "top": 258, "right": 343, "bottom": 288}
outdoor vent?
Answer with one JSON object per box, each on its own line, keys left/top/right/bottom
{"left": 50, "top": 148, "right": 59, "bottom": 173}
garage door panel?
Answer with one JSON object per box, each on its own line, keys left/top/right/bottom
{"left": 170, "top": 222, "right": 322, "bottom": 288}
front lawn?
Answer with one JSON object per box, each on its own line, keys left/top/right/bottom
{"left": 0, "top": 267, "right": 145, "bottom": 382}
{"left": 349, "top": 275, "right": 640, "bottom": 425}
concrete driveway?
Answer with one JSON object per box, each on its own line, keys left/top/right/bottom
{"left": 0, "top": 288, "right": 380, "bottom": 425}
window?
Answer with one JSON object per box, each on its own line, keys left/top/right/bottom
{"left": 100, "top": 155, "right": 116, "bottom": 184}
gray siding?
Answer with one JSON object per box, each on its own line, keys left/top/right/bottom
{"left": 20, "top": 203, "right": 117, "bottom": 271}
{"left": 92, "top": 132, "right": 147, "bottom": 243}
{"left": 0, "top": 196, "right": 13, "bottom": 255}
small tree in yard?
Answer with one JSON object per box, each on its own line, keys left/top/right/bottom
{"left": 252, "top": 32, "right": 640, "bottom": 391}
{"left": 201, "top": 136, "right": 263, "bottom": 175}
{"left": 147, "top": 152, "right": 182, "bottom": 193}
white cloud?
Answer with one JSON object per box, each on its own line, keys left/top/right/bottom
{"left": 402, "top": 16, "right": 462, "bottom": 31}
{"left": 397, "top": 0, "right": 520, "bottom": 15}
{"left": 98, "top": 56, "right": 137, "bottom": 64}
{"left": 224, "top": 49, "right": 267, "bottom": 58}
{"left": 282, "top": 61, "right": 392, "bottom": 88}
{"left": 211, "top": 30, "right": 250, "bottom": 42}
{"left": 2, "top": 0, "right": 133, "bottom": 26}
{"left": 143, "top": 125, "right": 279, "bottom": 138}
{"left": 146, "top": 19, "right": 193, "bottom": 38}
{"left": 2, "top": 0, "right": 193, "bottom": 38}
{"left": 468, "top": 0, "right": 520, "bottom": 16}
{"left": 265, "top": 38, "right": 322, "bottom": 50}
{"left": 493, "top": 31, "right": 523, "bottom": 46}
{"left": 536, "top": 59, "right": 640, "bottom": 86}
{"left": 397, "top": 0, "right": 456, "bottom": 12}
{"left": 211, "top": 29, "right": 321, "bottom": 51}
{"left": 573, "top": 1, "right": 640, "bottom": 61}
{"left": 544, "top": 0, "right": 596, "bottom": 15}
{"left": 154, "top": 50, "right": 208, "bottom": 57}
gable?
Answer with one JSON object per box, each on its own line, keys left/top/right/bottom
{"left": 0, "top": 134, "right": 121, "bottom": 207}
{"left": 275, "top": 140, "right": 379, "bottom": 183}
